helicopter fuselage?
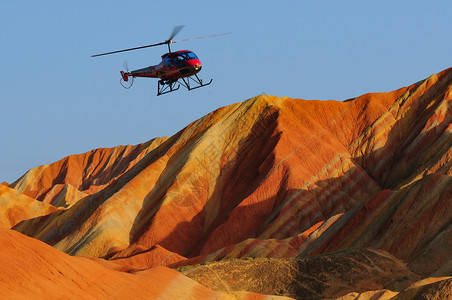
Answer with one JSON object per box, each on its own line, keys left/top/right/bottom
{"left": 124, "top": 50, "right": 202, "bottom": 82}
{"left": 92, "top": 25, "right": 225, "bottom": 95}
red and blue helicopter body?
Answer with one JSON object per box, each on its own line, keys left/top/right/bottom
{"left": 92, "top": 26, "right": 225, "bottom": 96}
{"left": 120, "top": 50, "right": 211, "bottom": 95}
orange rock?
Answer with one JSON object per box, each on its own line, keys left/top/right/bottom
{"left": 10, "top": 137, "right": 167, "bottom": 206}
{"left": 108, "top": 244, "right": 187, "bottom": 271}
{"left": 8, "top": 67, "right": 452, "bottom": 285}
{"left": 0, "top": 185, "right": 61, "bottom": 228}
{"left": 0, "top": 228, "right": 243, "bottom": 299}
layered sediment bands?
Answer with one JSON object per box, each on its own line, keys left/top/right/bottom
{"left": 298, "top": 174, "right": 452, "bottom": 263}
{"left": 296, "top": 69, "right": 452, "bottom": 271}
{"left": 0, "top": 228, "right": 270, "bottom": 300}
{"left": 13, "top": 92, "right": 394, "bottom": 259}
{"left": 349, "top": 69, "right": 452, "bottom": 189}
{"left": 109, "top": 244, "right": 187, "bottom": 272}
{"left": 5, "top": 68, "right": 452, "bottom": 297}
{"left": 0, "top": 185, "right": 60, "bottom": 228}
{"left": 10, "top": 137, "right": 167, "bottom": 207}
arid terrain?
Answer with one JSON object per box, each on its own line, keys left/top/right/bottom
{"left": 1, "top": 67, "right": 451, "bottom": 299}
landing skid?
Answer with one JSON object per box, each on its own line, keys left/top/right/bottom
{"left": 157, "top": 74, "right": 212, "bottom": 96}
{"left": 157, "top": 80, "right": 180, "bottom": 96}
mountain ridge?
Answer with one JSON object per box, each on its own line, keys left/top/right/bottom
{"left": 2, "top": 67, "right": 452, "bottom": 299}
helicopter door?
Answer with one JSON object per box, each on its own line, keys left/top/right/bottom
{"left": 174, "top": 54, "right": 186, "bottom": 68}
{"left": 164, "top": 58, "right": 173, "bottom": 70}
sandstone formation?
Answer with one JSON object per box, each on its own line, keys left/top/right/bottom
{"left": 0, "top": 228, "right": 281, "bottom": 299}
{"left": 1, "top": 68, "right": 451, "bottom": 298}
{"left": 0, "top": 185, "right": 60, "bottom": 228}
{"left": 10, "top": 137, "right": 167, "bottom": 207}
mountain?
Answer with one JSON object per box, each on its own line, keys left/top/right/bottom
{"left": 10, "top": 138, "right": 167, "bottom": 207}
{"left": 2, "top": 67, "right": 452, "bottom": 298}
{"left": 0, "top": 185, "right": 60, "bottom": 228}
{"left": 0, "top": 227, "right": 271, "bottom": 300}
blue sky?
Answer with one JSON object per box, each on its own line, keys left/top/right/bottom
{"left": 1, "top": 1, "right": 451, "bottom": 183}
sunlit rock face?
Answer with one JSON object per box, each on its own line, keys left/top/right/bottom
{"left": 0, "top": 185, "right": 61, "bottom": 228}
{"left": 10, "top": 138, "right": 167, "bottom": 207}
{"left": 0, "top": 228, "right": 257, "bottom": 300}
{"left": 3, "top": 68, "right": 451, "bottom": 299}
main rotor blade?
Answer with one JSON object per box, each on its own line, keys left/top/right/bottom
{"left": 91, "top": 41, "right": 166, "bottom": 57}
{"left": 175, "top": 32, "right": 232, "bottom": 43}
{"left": 168, "top": 25, "right": 185, "bottom": 41}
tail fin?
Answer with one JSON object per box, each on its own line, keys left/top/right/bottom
{"left": 120, "top": 71, "right": 129, "bottom": 82}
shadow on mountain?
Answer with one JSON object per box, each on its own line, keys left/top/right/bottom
{"left": 12, "top": 134, "right": 181, "bottom": 249}
{"left": 128, "top": 109, "right": 282, "bottom": 258}
{"left": 353, "top": 71, "right": 452, "bottom": 189}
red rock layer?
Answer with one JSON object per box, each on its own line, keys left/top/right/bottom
{"left": 0, "top": 228, "right": 277, "bottom": 299}
{"left": 109, "top": 244, "right": 187, "bottom": 272}
{"left": 295, "top": 69, "right": 452, "bottom": 272}
{"left": 10, "top": 137, "right": 167, "bottom": 207}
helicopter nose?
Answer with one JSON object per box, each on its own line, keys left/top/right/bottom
{"left": 188, "top": 59, "right": 201, "bottom": 67}
{"left": 189, "top": 61, "right": 201, "bottom": 73}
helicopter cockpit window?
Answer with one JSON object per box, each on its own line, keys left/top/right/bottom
{"left": 175, "top": 52, "right": 198, "bottom": 61}
{"left": 187, "top": 52, "right": 198, "bottom": 60}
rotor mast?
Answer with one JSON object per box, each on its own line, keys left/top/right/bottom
{"left": 166, "top": 40, "right": 175, "bottom": 53}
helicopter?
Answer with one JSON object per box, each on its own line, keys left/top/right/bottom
{"left": 92, "top": 26, "right": 229, "bottom": 96}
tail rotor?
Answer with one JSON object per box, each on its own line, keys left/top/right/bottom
{"left": 120, "top": 61, "right": 133, "bottom": 89}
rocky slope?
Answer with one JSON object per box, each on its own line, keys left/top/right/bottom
{"left": 1, "top": 67, "right": 451, "bottom": 298}
{"left": 10, "top": 137, "right": 167, "bottom": 207}
{"left": 0, "top": 227, "right": 279, "bottom": 299}
{"left": 181, "top": 248, "right": 419, "bottom": 299}
{"left": 0, "top": 184, "right": 60, "bottom": 228}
